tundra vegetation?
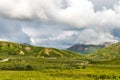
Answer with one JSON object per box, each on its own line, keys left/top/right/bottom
{"left": 0, "top": 41, "right": 120, "bottom": 80}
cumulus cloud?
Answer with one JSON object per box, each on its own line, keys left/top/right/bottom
{"left": 75, "top": 29, "right": 118, "bottom": 44}
{"left": 0, "top": 0, "right": 120, "bottom": 48}
{"left": 21, "top": 23, "right": 77, "bottom": 48}
{"left": 0, "top": 0, "right": 119, "bottom": 26}
{"left": 0, "top": 0, "right": 94, "bottom": 26}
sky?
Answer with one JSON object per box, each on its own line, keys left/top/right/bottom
{"left": 0, "top": 0, "right": 120, "bottom": 49}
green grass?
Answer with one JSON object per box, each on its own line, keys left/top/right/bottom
{"left": 0, "top": 66, "right": 120, "bottom": 80}
{"left": 0, "top": 56, "right": 86, "bottom": 70}
{"left": 0, "top": 56, "right": 120, "bottom": 80}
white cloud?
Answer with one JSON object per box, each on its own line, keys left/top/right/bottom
{"left": 0, "top": 0, "right": 120, "bottom": 28}
{"left": 76, "top": 29, "right": 118, "bottom": 45}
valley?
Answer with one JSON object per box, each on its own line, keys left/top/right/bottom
{"left": 0, "top": 41, "right": 120, "bottom": 80}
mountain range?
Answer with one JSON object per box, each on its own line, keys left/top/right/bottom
{"left": 67, "top": 42, "right": 113, "bottom": 54}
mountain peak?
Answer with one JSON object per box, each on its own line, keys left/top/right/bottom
{"left": 67, "top": 42, "right": 114, "bottom": 54}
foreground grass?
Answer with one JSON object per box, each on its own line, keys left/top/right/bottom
{"left": 0, "top": 55, "right": 120, "bottom": 80}
{"left": 0, "top": 66, "right": 120, "bottom": 80}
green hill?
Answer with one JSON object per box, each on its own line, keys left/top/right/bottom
{"left": 87, "top": 42, "right": 120, "bottom": 60}
{"left": 0, "top": 41, "right": 81, "bottom": 58}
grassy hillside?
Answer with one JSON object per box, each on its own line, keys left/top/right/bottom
{"left": 0, "top": 41, "right": 81, "bottom": 58}
{"left": 87, "top": 42, "right": 120, "bottom": 60}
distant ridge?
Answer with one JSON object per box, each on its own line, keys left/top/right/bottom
{"left": 67, "top": 42, "right": 113, "bottom": 54}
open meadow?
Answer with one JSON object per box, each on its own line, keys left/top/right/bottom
{"left": 0, "top": 66, "right": 120, "bottom": 80}
{"left": 0, "top": 57, "right": 120, "bottom": 80}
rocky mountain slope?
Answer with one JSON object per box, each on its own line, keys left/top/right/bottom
{"left": 67, "top": 42, "right": 113, "bottom": 54}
